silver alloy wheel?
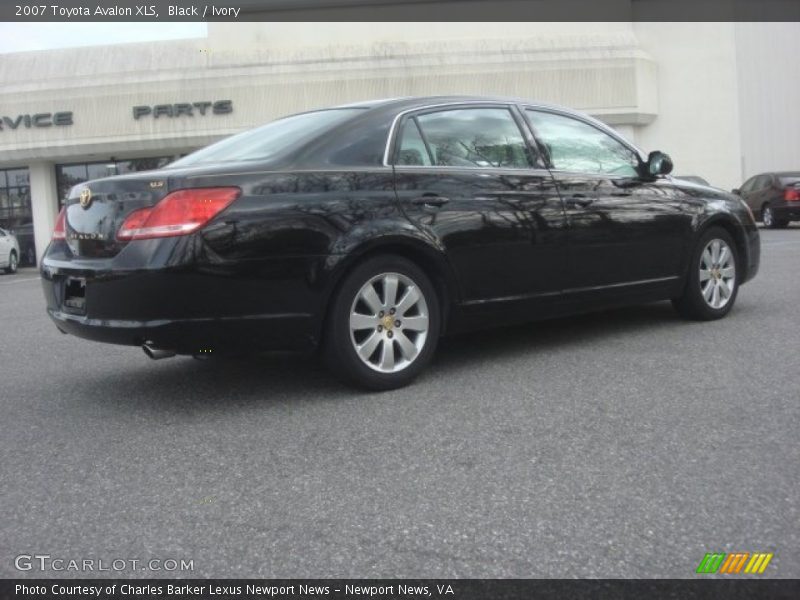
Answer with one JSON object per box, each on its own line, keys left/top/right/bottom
{"left": 9, "top": 253, "right": 17, "bottom": 273}
{"left": 763, "top": 206, "right": 773, "bottom": 227}
{"left": 349, "top": 272, "right": 430, "bottom": 373}
{"left": 699, "top": 239, "right": 736, "bottom": 309}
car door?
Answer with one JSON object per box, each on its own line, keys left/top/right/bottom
{"left": 523, "top": 108, "right": 690, "bottom": 297}
{"left": 745, "top": 175, "right": 769, "bottom": 214}
{"left": 391, "top": 104, "right": 567, "bottom": 308}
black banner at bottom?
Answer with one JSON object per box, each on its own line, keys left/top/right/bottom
{"left": 2, "top": 579, "right": 799, "bottom": 600}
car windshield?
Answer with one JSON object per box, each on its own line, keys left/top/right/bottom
{"left": 778, "top": 175, "right": 800, "bottom": 186}
{"left": 168, "top": 108, "right": 366, "bottom": 167}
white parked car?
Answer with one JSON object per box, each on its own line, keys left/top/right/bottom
{"left": 0, "top": 227, "right": 20, "bottom": 274}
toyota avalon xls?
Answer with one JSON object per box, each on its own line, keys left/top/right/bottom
{"left": 41, "top": 96, "right": 760, "bottom": 389}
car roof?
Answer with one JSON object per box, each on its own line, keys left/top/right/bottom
{"left": 752, "top": 171, "right": 800, "bottom": 177}
{"left": 335, "top": 95, "right": 590, "bottom": 118}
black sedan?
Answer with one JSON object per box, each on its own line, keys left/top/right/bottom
{"left": 41, "top": 96, "right": 760, "bottom": 389}
{"left": 734, "top": 171, "right": 800, "bottom": 228}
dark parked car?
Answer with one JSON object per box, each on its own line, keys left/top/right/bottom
{"left": 41, "top": 96, "right": 760, "bottom": 389}
{"left": 734, "top": 171, "right": 800, "bottom": 228}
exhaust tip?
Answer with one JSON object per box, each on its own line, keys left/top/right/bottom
{"left": 142, "top": 342, "right": 176, "bottom": 360}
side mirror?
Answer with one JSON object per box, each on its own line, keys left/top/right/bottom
{"left": 646, "top": 151, "right": 673, "bottom": 177}
{"left": 732, "top": 188, "right": 741, "bottom": 195}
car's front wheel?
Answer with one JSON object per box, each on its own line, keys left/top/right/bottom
{"left": 324, "top": 255, "right": 441, "bottom": 390}
{"left": 672, "top": 227, "right": 739, "bottom": 320}
{"left": 4, "top": 251, "right": 17, "bottom": 274}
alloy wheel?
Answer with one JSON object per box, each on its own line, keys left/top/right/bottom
{"left": 699, "top": 239, "right": 736, "bottom": 309}
{"left": 763, "top": 206, "right": 773, "bottom": 227}
{"left": 349, "top": 272, "right": 430, "bottom": 373}
{"left": 9, "top": 253, "right": 17, "bottom": 273}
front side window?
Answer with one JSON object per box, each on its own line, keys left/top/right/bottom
{"left": 397, "top": 107, "right": 532, "bottom": 169}
{"left": 740, "top": 177, "right": 757, "bottom": 193}
{"left": 526, "top": 109, "right": 639, "bottom": 177}
{"left": 754, "top": 175, "right": 772, "bottom": 190}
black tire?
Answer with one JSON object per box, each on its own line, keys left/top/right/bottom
{"left": 4, "top": 251, "right": 17, "bottom": 274}
{"left": 672, "top": 227, "right": 739, "bottom": 321}
{"left": 762, "top": 204, "right": 788, "bottom": 229}
{"left": 323, "top": 255, "right": 441, "bottom": 390}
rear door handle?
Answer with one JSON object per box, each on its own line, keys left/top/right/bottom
{"left": 411, "top": 194, "right": 450, "bottom": 208}
{"left": 565, "top": 195, "right": 594, "bottom": 208}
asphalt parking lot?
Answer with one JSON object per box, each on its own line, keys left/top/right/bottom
{"left": 0, "top": 227, "right": 798, "bottom": 579}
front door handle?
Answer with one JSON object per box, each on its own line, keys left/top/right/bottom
{"left": 411, "top": 194, "right": 450, "bottom": 208}
{"left": 565, "top": 195, "right": 594, "bottom": 208}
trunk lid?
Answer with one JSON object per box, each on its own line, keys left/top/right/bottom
{"left": 64, "top": 172, "right": 170, "bottom": 258}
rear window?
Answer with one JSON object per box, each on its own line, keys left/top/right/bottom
{"left": 779, "top": 176, "right": 800, "bottom": 186}
{"left": 168, "top": 108, "right": 366, "bottom": 167}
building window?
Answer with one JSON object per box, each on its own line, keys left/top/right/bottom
{"left": 0, "top": 167, "right": 35, "bottom": 265}
{"left": 55, "top": 156, "right": 175, "bottom": 207}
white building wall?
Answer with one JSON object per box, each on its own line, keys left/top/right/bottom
{"left": 28, "top": 162, "right": 59, "bottom": 264}
{"left": 633, "top": 22, "right": 742, "bottom": 190}
{"left": 735, "top": 22, "right": 800, "bottom": 179}
{"left": 0, "top": 22, "right": 659, "bottom": 164}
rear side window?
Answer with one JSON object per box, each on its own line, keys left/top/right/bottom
{"left": 754, "top": 175, "right": 773, "bottom": 189}
{"left": 396, "top": 119, "right": 432, "bottom": 166}
{"left": 526, "top": 109, "right": 639, "bottom": 177}
{"left": 169, "top": 108, "right": 366, "bottom": 167}
{"left": 398, "top": 108, "right": 533, "bottom": 169}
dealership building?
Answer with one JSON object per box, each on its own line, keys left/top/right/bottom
{"left": 1, "top": 20, "right": 798, "bottom": 264}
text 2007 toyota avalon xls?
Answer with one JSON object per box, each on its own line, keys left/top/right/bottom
{"left": 41, "top": 96, "right": 760, "bottom": 389}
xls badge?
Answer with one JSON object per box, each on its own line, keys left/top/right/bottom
{"left": 79, "top": 187, "right": 93, "bottom": 209}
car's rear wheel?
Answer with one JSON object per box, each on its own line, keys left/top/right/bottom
{"left": 324, "top": 255, "right": 441, "bottom": 390}
{"left": 672, "top": 227, "right": 739, "bottom": 320}
{"left": 4, "top": 251, "right": 17, "bottom": 274}
{"left": 762, "top": 204, "right": 788, "bottom": 229}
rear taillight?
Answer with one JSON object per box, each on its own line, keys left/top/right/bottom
{"left": 784, "top": 187, "right": 800, "bottom": 201}
{"left": 117, "top": 187, "right": 240, "bottom": 241}
{"left": 52, "top": 207, "right": 66, "bottom": 240}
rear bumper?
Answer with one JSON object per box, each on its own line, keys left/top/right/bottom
{"left": 45, "top": 305, "right": 314, "bottom": 355}
{"left": 40, "top": 253, "right": 326, "bottom": 355}
{"left": 772, "top": 202, "right": 800, "bottom": 220}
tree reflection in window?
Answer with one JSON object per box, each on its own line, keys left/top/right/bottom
{"left": 409, "top": 108, "right": 532, "bottom": 169}
{"left": 526, "top": 110, "right": 639, "bottom": 177}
